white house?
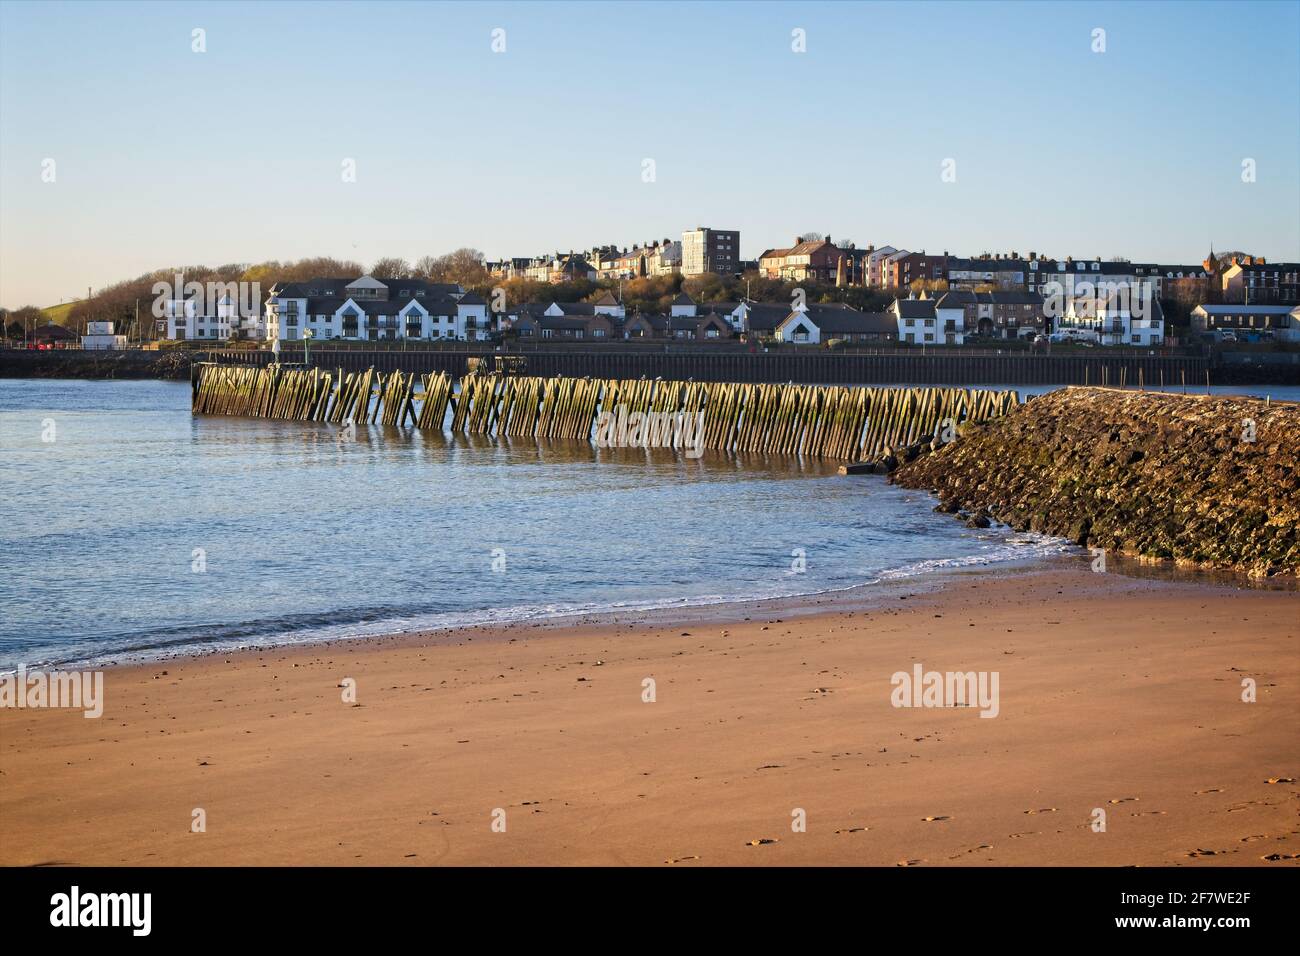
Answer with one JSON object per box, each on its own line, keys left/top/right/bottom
{"left": 893, "top": 297, "right": 965, "bottom": 345}
{"left": 543, "top": 291, "right": 624, "bottom": 320}
{"left": 264, "top": 276, "right": 489, "bottom": 342}
{"left": 163, "top": 292, "right": 260, "bottom": 341}
{"left": 164, "top": 297, "right": 230, "bottom": 340}
{"left": 670, "top": 292, "right": 697, "bottom": 317}
{"left": 1056, "top": 294, "right": 1164, "bottom": 346}
{"left": 81, "top": 320, "right": 127, "bottom": 350}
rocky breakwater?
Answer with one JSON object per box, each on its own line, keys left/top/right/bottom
{"left": 0, "top": 348, "right": 192, "bottom": 379}
{"left": 890, "top": 387, "right": 1299, "bottom": 578}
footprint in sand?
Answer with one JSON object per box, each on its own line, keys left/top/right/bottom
{"left": 922, "top": 815, "right": 951, "bottom": 822}
{"left": 665, "top": 855, "right": 700, "bottom": 864}
{"left": 1023, "top": 808, "right": 1057, "bottom": 815}
{"left": 1262, "top": 853, "right": 1300, "bottom": 861}
{"left": 746, "top": 838, "right": 778, "bottom": 846}
{"left": 896, "top": 859, "right": 925, "bottom": 866}
{"left": 834, "top": 827, "right": 869, "bottom": 834}
{"left": 1240, "top": 834, "right": 1267, "bottom": 843}
{"left": 1108, "top": 797, "right": 1139, "bottom": 804}
{"left": 1185, "top": 848, "right": 1225, "bottom": 858}
{"left": 948, "top": 844, "right": 994, "bottom": 859}
{"left": 1194, "top": 788, "right": 1223, "bottom": 795}
{"left": 1265, "top": 777, "right": 1295, "bottom": 785}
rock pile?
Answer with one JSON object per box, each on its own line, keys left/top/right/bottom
{"left": 890, "top": 387, "right": 1299, "bottom": 578}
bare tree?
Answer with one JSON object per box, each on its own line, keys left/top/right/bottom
{"left": 370, "top": 257, "right": 413, "bottom": 279}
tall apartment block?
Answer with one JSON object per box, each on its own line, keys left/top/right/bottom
{"left": 681, "top": 226, "right": 740, "bottom": 276}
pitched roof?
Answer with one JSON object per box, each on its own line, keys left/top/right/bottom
{"left": 273, "top": 277, "right": 463, "bottom": 299}
{"left": 778, "top": 307, "right": 895, "bottom": 335}
{"left": 1193, "top": 304, "right": 1294, "bottom": 315}
{"left": 894, "top": 299, "right": 936, "bottom": 319}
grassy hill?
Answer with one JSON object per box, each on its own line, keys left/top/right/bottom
{"left": 40, "top": 301, "right": 80, "bottom": 327}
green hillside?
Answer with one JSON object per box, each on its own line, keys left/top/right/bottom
{"left": 41, "top": 301, "right": 79, "bottom": 326}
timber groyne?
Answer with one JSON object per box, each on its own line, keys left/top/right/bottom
{"left": 891, "top": 387, "right": 1300, "bottom": 578}
{"left": 195, "top": 347, "right": 1218, "bottom": 387}
{"left": 191, "top": 363, "right": 1019, "bottom": 461}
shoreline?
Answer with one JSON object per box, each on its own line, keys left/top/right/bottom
{"left": 13, "top": 540, "right": 1296, "bottom": 676}
{"left": 2, "top": 562, "right": 1296, "bottom": 867}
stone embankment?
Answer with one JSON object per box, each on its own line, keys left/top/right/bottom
{"left": 0, "top": 349, "right": 192, "bottom": 379}
{"left": 890, "top": 387, "right": 1299, "bottom": 578}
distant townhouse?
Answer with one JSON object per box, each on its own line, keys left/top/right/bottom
{"left": 1190, "top": 304, "right": 1296, "bottom": 340}
{"left": 263, "top": 275, "right": 488, "bottom": 342}
{"left": 541, "top": 291, "right": 625, "bottom": 320}
{"left": 501, "top": 293, "right": 625, "bottom": 338}
{"left": 668, "top": 312, "right": 733, "bottom": 341}
{"left": 511, "top": 310, "right": 615, "bottom": 341}
{"left": 163, "top": 292, "right": 256, "bottom": 341}
{"left": 514, "top": 253, "right": 597, "bottom": 284}
{"left": 594, "top": 239, "right": 682, "bottom": 279}
{"left": 486, "top": 257, "right": 532, "bottom": 281}
{"left": 922, "top": 289, "right": 1046, "bottom": 339}
{"left": 1219, "top": 257, "right": 1300, "bottom": 305}
{"left": 886, "top": 251, "right": 951, "bottom": 289}
{"left": 681, "top": 226, "right": 740, "bottom": 276}
{"left": 667, "top": 293, "right": 764, "bottom": 335}
{"left": 944, "top": 256, "right": 1028, "bottom": 291}
{"left": 758, "top": 236, "right": 853, "bottom": 283}
{"left": 892, "top": 296, "right": 967, "bottom": 345}
{"left": 1055, "top": 294, "right": 1165, "bottom": 346}
{"left": 864, "top": 246, "right": 901, "bottom": 287}
{"left": 1026, "top": 257, "right": 1201, "bottom": 301}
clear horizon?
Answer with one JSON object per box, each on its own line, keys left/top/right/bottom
{"left": 1, "top": 0, "right": 1298, "bottom": 309}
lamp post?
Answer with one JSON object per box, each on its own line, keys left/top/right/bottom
{"left": 303, "top": 327, "right": 313, "bottom": 366}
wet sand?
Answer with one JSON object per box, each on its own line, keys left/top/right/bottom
{"left": 1, "top": 565, "right": 1297, "bottom": 866}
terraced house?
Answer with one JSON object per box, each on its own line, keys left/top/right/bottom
{"left": 920, "top": 289, "right": 1047, "bottom": 339}
{"left": 758, "top": 236, "right": 849, "bottom": 283}
{"left": 264, "top": 275, "right": 489, "bottom": 342}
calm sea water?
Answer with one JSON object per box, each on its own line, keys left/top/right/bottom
{"left": 0, "top": 379, "right": 1293, "bottom": 670}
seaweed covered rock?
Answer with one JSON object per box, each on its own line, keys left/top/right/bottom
{"left": 890, "top": 387, "right": 1299, "bottom": 578}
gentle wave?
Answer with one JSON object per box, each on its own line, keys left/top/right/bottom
{"left": 12, "top": 530, "right": 1075, "bottom": 672}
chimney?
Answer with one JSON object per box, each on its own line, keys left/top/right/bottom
{"left": 825, "top": 235, "right": 831, "bottom": 244}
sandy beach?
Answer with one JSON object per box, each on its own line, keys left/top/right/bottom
{"left": 1, "top": 563, "right": 1296, "bottom": 867}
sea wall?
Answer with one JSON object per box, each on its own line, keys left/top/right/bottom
{"left": 890, "top": 387, "right": 1299, "bottom": 578}
{"left": 0, "top": 349, "right": 191, "bottom": 379}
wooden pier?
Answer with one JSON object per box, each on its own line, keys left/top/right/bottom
{"left": 192, "top": 363, "right": 1019, "bottom": 462}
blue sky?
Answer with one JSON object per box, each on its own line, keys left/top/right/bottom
{"left": 1, "top": 0, "right": 1297, "bottom": 308}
